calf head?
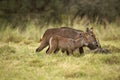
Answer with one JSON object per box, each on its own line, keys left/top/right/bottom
{"left": 77, "top": 32, "right": 89, "bottom": 46}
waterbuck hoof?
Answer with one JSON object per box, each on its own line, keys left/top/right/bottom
{"left": 36, "top": 48, "right": 40, "bottom": 52}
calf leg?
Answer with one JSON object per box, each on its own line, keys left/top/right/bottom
{"left": 47, "top": 37, "right": 57, "bottom": 54}
{"left": 54, "top": 48, "right": 59, "bottom": 54}
{"left": 46, "top": 45, "right": 56, "bottom": 54}
{"left": 46, "top": 47, "right": 59, "bottom": 54}
{"left": 46, "top": 48, "right": 52, "bottom": 54}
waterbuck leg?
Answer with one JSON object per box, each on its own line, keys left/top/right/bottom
{"left": 67, "top": 49, "right": 73, "bottom": 55}
{"left": 54, "top": 48, "right": 59, "bottom": 54}
{"left": 46, "top": 47, "right": 50, "bottom": 53}
{"left": 79, "top": 47, "right": 84, "bottom": 54}
{"left": 66, "top": 50, "right": 69, "bottom": 55}
{"left": 36, "top": 42, "right": 48, "bottom": 52}
{"left": 61, "top": 49, "right": 65, "bottom": 53}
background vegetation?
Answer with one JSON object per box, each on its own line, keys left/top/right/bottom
{"left": 0, "top": 0, "right": 120, "bottom": 28}
{"left": 0, "top": 0, "right": 120, "bottom": 80}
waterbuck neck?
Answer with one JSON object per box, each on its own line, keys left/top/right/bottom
{"left": 74, "top": 38, "right": 84, "bottom": 49}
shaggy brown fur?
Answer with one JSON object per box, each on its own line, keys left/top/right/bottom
{"left": 36, "top": 27, "right": 99, "bottom": 54}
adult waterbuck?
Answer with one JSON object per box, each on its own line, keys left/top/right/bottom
{"left": 36, "top": 27, "right": 99, "bottom": 54}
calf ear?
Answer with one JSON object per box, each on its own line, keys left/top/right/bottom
{"left": 86, "top": 27, "right": 89, "bottom": 32}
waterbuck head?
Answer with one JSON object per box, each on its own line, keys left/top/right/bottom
{"left": 86, "top": 27, "right": 99, "bottom": 50}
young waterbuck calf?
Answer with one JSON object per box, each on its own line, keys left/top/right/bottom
{"left": 47, "top": 32, "right": 89, "bottom": 55}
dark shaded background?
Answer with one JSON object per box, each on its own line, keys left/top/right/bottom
{"left": 0, "top": 0, "right": 120, "bottom": 29}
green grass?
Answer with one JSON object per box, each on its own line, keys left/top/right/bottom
{"left": 0, "top": 23, "right": 120, "bottom": 80}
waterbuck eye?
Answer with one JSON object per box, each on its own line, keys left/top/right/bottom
{"left": 91, "top": 34, "right": 94, "bottom": 36}
{"left": 79, "top": 33, "right": 83, "bottom": 37}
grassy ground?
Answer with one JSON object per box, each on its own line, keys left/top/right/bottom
{"left": 0, "top": 23, "right": 120, "bottom": 80}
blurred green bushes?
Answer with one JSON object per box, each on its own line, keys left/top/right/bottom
{"left": 0, "top": 0, "right": 120, "bottom": 28}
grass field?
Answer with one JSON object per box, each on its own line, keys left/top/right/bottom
{"left": 0, "top": 23, "right": 120, "bottom": 80}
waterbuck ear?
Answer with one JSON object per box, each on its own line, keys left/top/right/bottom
{"left": 79, "top": 32, "right": 84, "bottom": 37}
{"left": 90, "top": 27, "right": 93, "bottom": 32}
{"left": 86, "top": 27, "right": 89, "bottom": 32}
